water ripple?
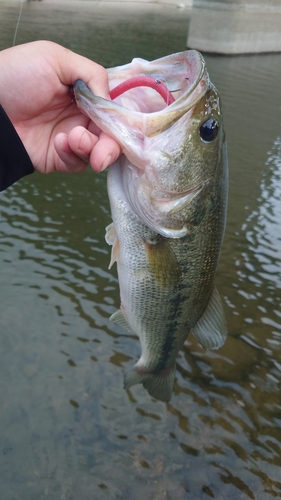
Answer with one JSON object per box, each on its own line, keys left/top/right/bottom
{"left": 0, "top": 4, "right": 281, "bottom": 498}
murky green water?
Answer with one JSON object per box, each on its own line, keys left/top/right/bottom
{"left": 0, "top": 1, "right": 281, "bottom": 499}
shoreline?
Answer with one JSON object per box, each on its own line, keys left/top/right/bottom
{"left": 0, "top": 0, "right": 193, "bottom": 6}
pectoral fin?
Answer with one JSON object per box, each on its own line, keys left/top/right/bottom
{"left": 145, "top": 237, "right": 181, "bottom": 287}
{"left": 105, "top": 222, "right": 120, "bottom": 269}
{"left": 191, "top": 287, "right": 227, "bottom": 350}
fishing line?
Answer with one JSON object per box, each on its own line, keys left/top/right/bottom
{"left": 13, "top": 0, "right": 25, "bottom": 46}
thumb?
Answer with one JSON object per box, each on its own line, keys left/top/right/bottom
{"left": 52, "top": 42, "right": 111, "bottom": 98}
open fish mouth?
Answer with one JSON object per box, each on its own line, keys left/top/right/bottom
{"left": 106, "top": 50, "right": 207, "bottom": 115}
{"left": 73, "top": 50, "right": 215, "bottom": 237}
{"left": 73, "top": 50, "right": 209, "bottom": 145}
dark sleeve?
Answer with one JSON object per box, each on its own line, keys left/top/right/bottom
{"left": 0, "top": 105, "right": 34, "bottom": 191}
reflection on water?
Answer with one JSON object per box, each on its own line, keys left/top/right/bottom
{"left": 0, "top": 1, "right": 281, "bottom": 499}
{"left": 251, "top": 137, "right": 281, "bottom": 289}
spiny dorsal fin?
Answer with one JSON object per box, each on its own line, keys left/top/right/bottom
{"left": 191, "top": 287, "right": 227, "bottom": 350}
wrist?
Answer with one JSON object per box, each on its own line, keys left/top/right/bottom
{"left": 0, "top": 105, "right": 34, "bottom": 190}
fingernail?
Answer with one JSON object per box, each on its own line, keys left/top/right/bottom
{"left": 101, "top": 155, "right": 112, "bottom": 171}
{"left": 59, "top": 134, "right": 68, "bottom": 152}
{"left": 80, "top": 130, "right": 92, "bottom": 152}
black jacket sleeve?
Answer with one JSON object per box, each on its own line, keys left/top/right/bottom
{"left": 0, "top": 105, "right": 34, "bottom": 191}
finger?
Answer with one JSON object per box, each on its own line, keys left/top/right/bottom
{"left": 89, "top": 132, "right": 121, "bottom": 172}
{"left": 88, "top": 120, "right": 103, "bottom": 136}
{"left": 54, "top": 133, "right": 89, "bottom": 173}
{"left": 68, "top": 126, "right": 99, "bottom": 159}
{"left": 55, "top": 43, "right": 111, "bottom": 98}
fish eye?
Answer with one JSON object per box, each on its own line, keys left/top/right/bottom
{"left": 199, "top": 118, "right": 219, "bottom": 143}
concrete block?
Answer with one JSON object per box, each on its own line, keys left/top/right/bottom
{"left": 187, "top": 1, "right": 281, "bottom": 54}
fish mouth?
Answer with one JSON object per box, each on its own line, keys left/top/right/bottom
{"left": 106, "top": 50, "right": 207, "bottom": 117}
{"left": 73, "top": 50, "right": 209, "bottom": 151}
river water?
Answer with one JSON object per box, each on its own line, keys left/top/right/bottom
{"left": 0, "top": 1, "right": 281, "bottom": 499}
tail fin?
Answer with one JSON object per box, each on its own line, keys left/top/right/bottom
{"left": 124, "top": 364, "right": 175, "bottom": 402}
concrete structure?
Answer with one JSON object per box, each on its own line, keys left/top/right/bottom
{"left": 187, "top": 0, "right": 281, "bottom": 54}
{"left": 25, "top": 0, "right": 194, "bottom": 4}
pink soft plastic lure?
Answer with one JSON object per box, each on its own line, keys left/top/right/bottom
{"left": 109, "top": 76, "right": 175, "bottom": 105}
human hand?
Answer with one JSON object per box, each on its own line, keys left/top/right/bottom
{"left": 0, "top": 40, "right": 121, "bottom": 174}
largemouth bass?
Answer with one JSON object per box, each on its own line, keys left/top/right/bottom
{"left": 74, "top": 50, "right": 228, "bottom": 402}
